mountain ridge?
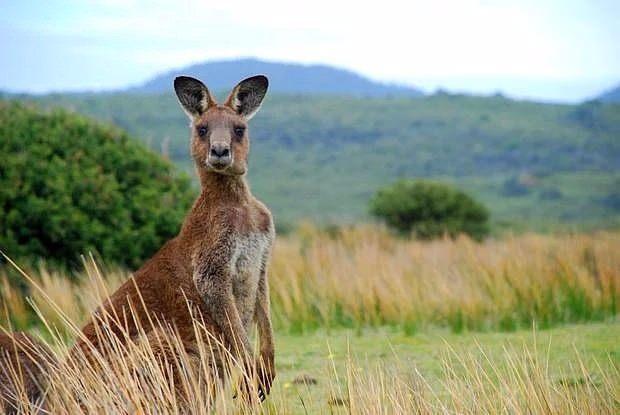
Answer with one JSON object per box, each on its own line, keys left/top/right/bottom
{"left": 596, "top": 84, "right": 620, "bottom": 103}
{"left": 131, "top": 58, "right": 424, "bottom": 97}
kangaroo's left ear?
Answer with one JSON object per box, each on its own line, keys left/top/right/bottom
{"left": 174, "top": 76, "right": 216, "bottom": 118}
{"left": 225, "top": 75, "right": 269, "bottom": 120}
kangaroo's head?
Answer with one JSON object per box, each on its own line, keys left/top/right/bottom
{"left": 174, "top": 75, "right": 268, "bottom": 176}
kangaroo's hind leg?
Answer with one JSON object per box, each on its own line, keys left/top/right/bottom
{"left": 136, "top": 328, "right": 223, "bottom": 413}
{"left": 0, "top": 332, "right": 56, "bottom": 414}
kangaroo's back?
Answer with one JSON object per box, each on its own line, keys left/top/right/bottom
{"left": 77, "top": 235, "right": 218, "bottom": 352}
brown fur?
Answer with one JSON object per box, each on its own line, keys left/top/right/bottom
{"left": 0, "top": 332, "right": 55, "bottom": 414}
{"left": 75, "top": 75, "right": 276, "bottom": 401}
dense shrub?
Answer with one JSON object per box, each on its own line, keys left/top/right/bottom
{"left": 369, "top": 179, "right": 489, "bottom": 240}
{"left": 0, "top": 102, "right": 195, "bottom": 269}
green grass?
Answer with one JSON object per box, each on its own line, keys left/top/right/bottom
{"left": 269, "top": 322, "right": 619, "bottom": 414}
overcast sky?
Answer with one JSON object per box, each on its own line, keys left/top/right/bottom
{"left": 1, "top": 0, "right": 619, "bottom": 102}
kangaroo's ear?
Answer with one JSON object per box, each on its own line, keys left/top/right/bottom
{"left": 174, "top": 76, "right": 216, "bottom": 118}
{"left": 225, "top": 75, "right": 269, "bottom": 120}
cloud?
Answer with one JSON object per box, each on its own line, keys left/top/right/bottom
{"left": 1, "top": 0, "right": 618, "bottom": 100}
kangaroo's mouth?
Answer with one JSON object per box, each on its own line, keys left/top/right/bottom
{"left": 206, "top": 157, "right": 238, "bottom": 175}
{"left": 205, "top": 159, "right": 246, "bottom": 176}
{"left": 207, "top": 162, "right": 231, "bottom": 173}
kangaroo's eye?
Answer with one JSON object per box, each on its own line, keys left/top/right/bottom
{"left": 234, "top": 126, "right": 245, "bottom": 140}
{"left": 197, "top": 125, "right": 208, "bottom": 139}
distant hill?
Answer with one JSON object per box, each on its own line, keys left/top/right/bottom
{"left": 596, "top": 84, "right": 620, "bottom": 103}
{"left": 131, "top": 58, "right": 423, "bottom": 97}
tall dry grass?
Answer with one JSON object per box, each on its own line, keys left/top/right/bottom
{"left": 269, "top": 225, "right": 619, "bottom": 333}
{"left": 0, "top": 230, "right": 618, "bottom": 413}
{"left": 1, "top": 227, "right": 619, "bottom": 334}
{"left": 2, "top": 280, "right": 618, "bottom": 415}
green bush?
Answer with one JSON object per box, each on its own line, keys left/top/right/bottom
{"left": 369, "top": 179, "right": 489, "bottom": 240}
{"left": 0, "top": 102, "right": 195, "bottom": 269}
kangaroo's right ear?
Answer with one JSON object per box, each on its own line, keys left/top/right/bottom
{"left": 225, "top": 75, "right": 269, "bottom": 120}
{"left": 174, "top": 76, "right": 216, "bottom": 118}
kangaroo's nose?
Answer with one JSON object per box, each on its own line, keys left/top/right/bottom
{"left": 210, "top": 143, "right": 230, "bottom": 158}
{"left": 208, "top": 143, "right": 231, "bottom": 168}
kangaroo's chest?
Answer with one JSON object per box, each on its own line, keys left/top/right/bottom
{"left": 229, "top": 231, "right": 271, "bottom": 329}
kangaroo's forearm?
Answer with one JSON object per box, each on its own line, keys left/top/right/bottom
{"left": 212, "top": 296, "right": 253, "bottom": 359}
{"left": 256, "top": 304, "right": 273, "bottom": 353}
{"left": 253, "top": 269, "right": 276, "bottom": 397}
{"left": 194, "top": 269, "right": 253, "bottom": 361}
{"left": 255, "top": 271, "right": 274, "bottom": 355}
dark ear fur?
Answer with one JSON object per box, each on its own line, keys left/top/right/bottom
{"left": 225, "top": 75, "right": 269, "bottom": 120}
{"left": 174, "top": 76, "right": 215, "bottom": 118}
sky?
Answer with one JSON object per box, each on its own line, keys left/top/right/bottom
{"left": 1, "top": 0, "right": 619, "bottom": 102}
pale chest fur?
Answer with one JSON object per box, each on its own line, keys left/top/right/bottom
{"left": 229, "top": 230, "right": 272, "bottom": 331}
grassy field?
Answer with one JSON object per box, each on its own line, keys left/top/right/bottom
{"left": 269, "top": 323, "right": 619, "bottom": 414}
{"left": 1, "top": 228, "right": 618, "bottom": 413}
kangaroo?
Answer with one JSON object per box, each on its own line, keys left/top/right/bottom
{"left": 0, "top": 76, "right": 275, "bottom": 409}
{"left": 72, "top": 75, "right": 276, "bottom": 402}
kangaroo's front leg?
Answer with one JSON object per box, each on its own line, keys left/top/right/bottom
{"left": 192, "top": 237, "right": 254, "bottom": 378}
{"left": 254, "top": 258, "right": 275, "bottom": 401}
